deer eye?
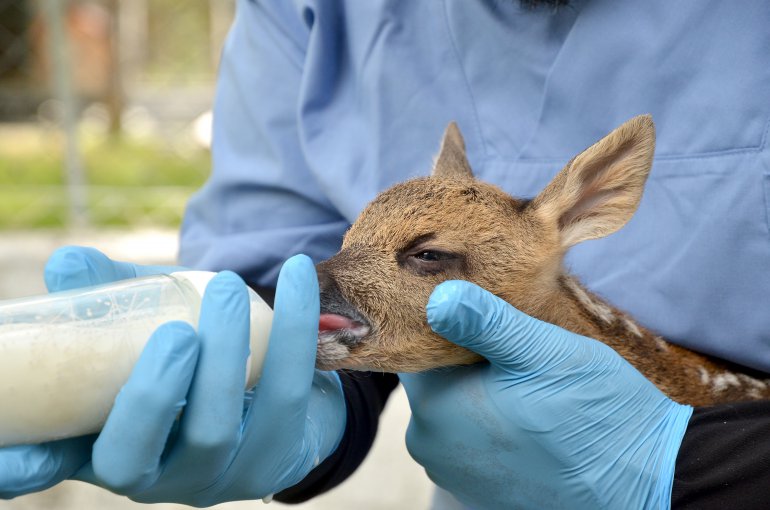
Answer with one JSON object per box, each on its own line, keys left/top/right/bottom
{"left": 414, "top": 250, "right": 446, "bottom": 262}
{"left": 402, "top": 248, "right": 462, "bottom": 275}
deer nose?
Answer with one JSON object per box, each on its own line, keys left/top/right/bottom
{"left": 316, "top": 263, "right": 348, "bottom": 313}
{"left": 316, "top": 261, "right": 350, "bottom": 316}
{"left": 315, "top": 261, "right": 371, "bottom": 347}
{"left": 316, "top": 262, "right": 337, "bottom": 295}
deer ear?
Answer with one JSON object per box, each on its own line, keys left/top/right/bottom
{"left": 431, "top": 122, "right": 474, "bottom": 179}
{"left": 532, "top": 114, "right": 656, "bottom": 248}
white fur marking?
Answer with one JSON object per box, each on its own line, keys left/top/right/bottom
{"left": 564, "top": 278, "right": 615, "bottom": 324}
{"left": 723, "top": 373, "right": 741, "bottom": 386}
{"left": 738, "top": 374, "right": 768, "bottom": 390}
{"left": 654, "top": 336, "right": 669, "bottom": 351}
{"left": 622, "top": 317, "right": 643, "bottom": 338}
{"left": 698, "top": 367, "right": 710, "bottom": 386}
{"left": 712, "top": 372, "right": 742, "bottom": 393}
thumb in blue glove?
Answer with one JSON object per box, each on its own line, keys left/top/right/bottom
{"left": 400, "top": 280, "right": 692, "bottom": 510}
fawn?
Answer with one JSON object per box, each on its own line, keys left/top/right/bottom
{"left": 315, "top": 115, "right": 770, "bottom": 406}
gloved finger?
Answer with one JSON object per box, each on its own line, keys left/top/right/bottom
{"left": 44, "top": 246, "right": 181, "bottom": 292}
{"left": 251, "top": 255, "right": 319, "bottom": 436}
{"left": 398, "top": 365, "right": 478, "bottom": 420}
{"left": 162, "top": 272, "right": 251, "bottom": 481}
{"left": 0, "top": 436, "right": 93, "bottom": 499}
{"left": 73, "top": 321, "right": 199, "bottom": 494}
{"left": 303, "top": 370, "right": 347, "bottom": 456}
{"left": 397, "top": 372, "right": 431, "bottom": 405}
{"left": 427, "top": 280, "right": 577, "bottom": 373}
{"left": 397, "top": 372, "right": 433, "bottom": 403}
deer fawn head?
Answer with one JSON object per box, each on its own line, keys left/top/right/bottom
{"left": 316, "top": 115, "right": 655, "bottom": 372}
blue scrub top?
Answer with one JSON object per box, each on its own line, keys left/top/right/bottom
{"left": 180, "top": 0, "right": 770, "bottom": 371}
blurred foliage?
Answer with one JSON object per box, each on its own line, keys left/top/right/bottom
{"left": 146, "top": 1, "right": 213, "bottom": 83}
{"left": 0, "top": 131, "right": 209, "bottom": 228}
{"left": 84, "top": 136, "right": 209, "bottom": 186}
{"left": 0, "top": 0, "right": 229, "bottom": 229}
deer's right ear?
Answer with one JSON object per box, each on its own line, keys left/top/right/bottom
{"left": 432, "top": 122, "right": 474, "bottom": 179}
{"left": 532, "top": 115, "right": 656, "bottom": 249}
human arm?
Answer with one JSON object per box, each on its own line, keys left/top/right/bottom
{"left": 672, "top": 401, "right": 770, "bottom": 510}
{"left": 399, "top": 280, "right": 693, "bottom": 509}
{"left": 179, "top": 0, "right": 349, "bottom": 285}
{"left": 0, "top": 246, "right": 183, "bottom": 498}
{"left": 401, "top": 280, "right": 770, "bottom": 509}
{"left": 181, "top": 0, "right": 405, "bottom": 497}
{"left": 0, "top": 247, "right": 349, "bottom": 504}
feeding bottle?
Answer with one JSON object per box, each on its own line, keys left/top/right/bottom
{"left": 0, "top": 271, "right": 272, "bottom": 447}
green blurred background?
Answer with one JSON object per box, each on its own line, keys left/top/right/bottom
{"left": 0, "top": 0, "right": 231, "bottom": 230}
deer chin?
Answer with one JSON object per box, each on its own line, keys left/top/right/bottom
{"left": 316, "top": 312, "right": 372, "bottom": 370}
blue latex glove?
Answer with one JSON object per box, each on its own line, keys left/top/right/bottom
{"left": 0, "top": 247, "right": 346, "bottom": 505}
{"left": 43, "top": 246, "right": 184, "bottom": 291}
{"left": 400, "top": 281, "right": 693, "bottom": 510}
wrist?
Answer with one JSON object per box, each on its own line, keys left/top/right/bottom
{"left": 305, "top": 370, "right": 347, "bottom": 461}
{"left": 641, "top": 403, "right": 693, "bottom": 510}
{"left": 275, "top": 371, "right": 347, "bottom": 504}
{"left": 327, "top": 371, "right": 347, "bottom": 453}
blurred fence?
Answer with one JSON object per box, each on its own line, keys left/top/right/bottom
{"left": 0, "top": 0, "right": 235, "bottom": 229}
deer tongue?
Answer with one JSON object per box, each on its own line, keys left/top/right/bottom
{"left": 319, "top": 313, "right": 357, "bottom": 332}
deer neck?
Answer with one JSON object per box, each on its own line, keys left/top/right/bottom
{"left": 538, "top": 274, "right": 652, "bottom": 345}
{"left": 533, "top": 275, "right": 770, "bottom": 406}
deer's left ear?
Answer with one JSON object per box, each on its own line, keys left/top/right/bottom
{"left": 532, "top": 114, "right": 656, "bottom": 249}
{"left": 432, "top": 122, "right": 474, "bottom": 179}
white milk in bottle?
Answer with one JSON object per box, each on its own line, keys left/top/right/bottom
{"left": 0, "top": 271, "right": 272, "bottom": 446}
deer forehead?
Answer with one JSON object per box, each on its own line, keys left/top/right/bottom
{"left": 345, "top": 179, "right": 525, "bottom": 250}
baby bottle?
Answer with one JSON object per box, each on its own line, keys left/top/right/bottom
{"left": 0, "top": 271, "right": 272, "bottom": 447}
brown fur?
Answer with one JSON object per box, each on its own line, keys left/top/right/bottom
{"left": 316, "top": 115, "right": 770, "bottom": 406}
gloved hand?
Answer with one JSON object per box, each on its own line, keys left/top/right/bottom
{"left": 43, "top": 245, "right": 184, "bottom": 291}
{"left": 399, "top": 281, "right": 693, "bottom": 510}
{"left": 0, "top": 246, "right": 175, "bottom": 498}
{"left": 1, "top": 247, "right": 346, "bottom": 505}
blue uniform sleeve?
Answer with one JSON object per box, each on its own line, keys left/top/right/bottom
{"left": 179, "top": 0, "right": 349, "bottom": 286}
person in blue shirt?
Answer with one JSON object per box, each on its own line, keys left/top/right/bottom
{"left": 2, "top": 1, "right": 770, "bottom": 508}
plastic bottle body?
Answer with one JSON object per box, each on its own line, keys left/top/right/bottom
{"left": 0, "top": 272, "right": 272, "bottom": 447}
